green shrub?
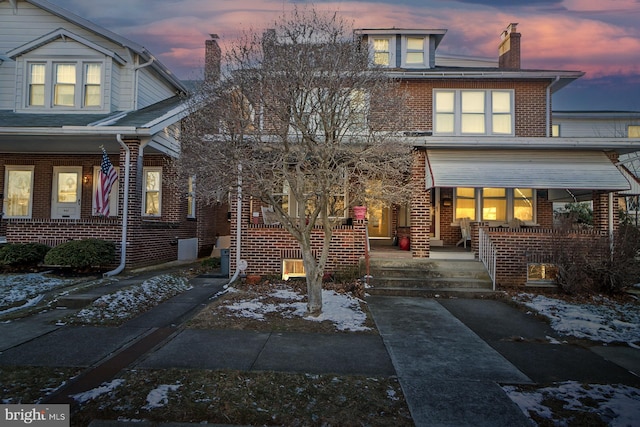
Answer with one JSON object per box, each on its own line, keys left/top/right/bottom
{"left": 0, "top": 243, "right": 50, "bottom": 268}
{"left": 44, "top": 239, "right": 116, "bottom": 270}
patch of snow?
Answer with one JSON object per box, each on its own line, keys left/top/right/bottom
{"left": 0, "top": 295, "right": 44, "bottom": 316}
{"left": 0, "top": 273, "right": 76, "bottom": 310}
{"left": 513, "top": 293, "right": 640, "bottom": 346}
{"left": 143, "top": 383, "right": 182, "bottom": 410}
{"left": 503, "top": 381, "right": 640, "bottom": 426}
{"left": 71, "top": 379, "right": 125, "bottom": 403}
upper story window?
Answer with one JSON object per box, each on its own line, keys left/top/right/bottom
{"left": 552, "top": 124, "right": 560, "bottom": 137}
{"left": 629, "top": 125, "right": 640, "bottom": 138}
{"left": 434, "top": 89, "right": 514, "bottom": 136}
{"left": 26, "top": 60, "right": 103, "bottom": 109}
{"left": 402, "top": 36, "right": 426, "bottom": 68}
{"left": 371, "top": 36, "right": 395, "bottom": 67}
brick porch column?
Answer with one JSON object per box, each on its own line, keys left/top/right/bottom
{"left": 410, "top": 148, "right": 430, "bottom": 258}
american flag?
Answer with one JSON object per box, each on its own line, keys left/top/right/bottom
{"left": 95, "top": 148, "right": 118, "bottom": 216}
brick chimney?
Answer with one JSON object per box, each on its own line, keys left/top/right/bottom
{"left": 498, "top": 23, "right": 521, "bottom": 69}
{"left": 205, "top": 34, "right": 221, "bottom": 82}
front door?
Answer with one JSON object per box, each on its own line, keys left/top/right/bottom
{"left": 52, "top": 166, "right": 82, "bottom": 219}
{"left": 367, "top": 203, "right": 391, "bottom": 238}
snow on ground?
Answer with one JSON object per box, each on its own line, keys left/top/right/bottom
{"left": 70, "top": 274, "right": 192, "bottom": 324}
{"left": 71, "top": 379, "right": 125, "bottom": 404}
{"left": 143, "top": 383, "right": 182, "bottom": 410}
{"left": 224, "top": 285, "right": 371, "bottom": 332}
{"left": 0, "top": 272, "right": 81, "bottom": 314}
{"left": 512, "top": 293, "right": 640, "bottom": 347}
{"left": 503, "top": 381, "right": 640, "bottom": 427}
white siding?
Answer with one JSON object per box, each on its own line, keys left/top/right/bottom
{"left": 136, "top": 67, "right": 176, "bottom": 109}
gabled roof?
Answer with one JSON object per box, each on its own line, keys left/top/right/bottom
{"left": 22, "top": 0, "right": 187, "bottom": 94}
{"left": 7, "top": 28, "right": 126, "bottom": 65}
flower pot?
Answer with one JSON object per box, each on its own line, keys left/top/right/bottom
{"left": 353, "top": 206, "right": 367, "bottom": 220}
{"left": 398, "top": 236, "right": 410, "bottom": 251}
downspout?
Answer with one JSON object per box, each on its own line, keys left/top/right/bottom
{"left": 133, "top": 55, "right": 155, "bottom": 111}
{"left": 104, "top": 134, "right": 131, "bottom": 277}
{"left": 546, "top": 76, "right": 560, "bottom": 137}
{"left": 227, "top": 163, "right": 243, "bottom": 285}
{"left": 608, "top": 192, "right": 614, "bottom": 256}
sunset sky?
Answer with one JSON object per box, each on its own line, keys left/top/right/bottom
{"left": 49, "top": 0, "right": 640, "bottom": 111}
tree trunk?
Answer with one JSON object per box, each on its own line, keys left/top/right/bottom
{"left": 301, "top": 243, "right": 323, "bottom": 316}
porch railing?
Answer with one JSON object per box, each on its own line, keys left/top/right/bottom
{"left": 478, "top": 227, "right": 497, "bottom": 290}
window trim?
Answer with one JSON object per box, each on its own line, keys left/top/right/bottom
{"left": 24, "top": 59, "right": 104, "bottom": 110}
{"left": 3, "top": 165, "right": 35, "bottom": 219}
{"left": 434, "top": 89, "right": 515, "bottom": 136}
{"left": 401, "top": 35, "right": 427, "bottom": 68}
{"left": 142, "top": 167, "right": 162, "bottom": 217}
{"left": 370, "top": 35, "right": 396, "bottom": 67}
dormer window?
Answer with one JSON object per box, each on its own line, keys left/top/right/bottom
{"left": 25, "top": 60, "right": 103, "bottom": 109}
{"left": 371, "top": 36, "right": 395, "bottom": 67}
{"left": 404, "top": 36, "right": 426, "bottom": 67}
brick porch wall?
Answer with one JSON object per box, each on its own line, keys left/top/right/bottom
{"left": 481, "top": 227, "right": 607, "bottom": 288}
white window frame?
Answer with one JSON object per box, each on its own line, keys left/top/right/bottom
{"left": 370, "top": 36, "right": 395, "bottom": 67}
{"left": 401, "top": 36, "right": 427, "bottom": 68}
{"left": 142, "top": 167, "right": 162, "bottom": 217}
{"left": 91, "top": 166, "right": 120, "bottom": 217}
{"left": 453, "top": 188, "right": 537, "bottom": 224}
{"left": 3, "top": 166, "right": 35, "bottom": 219}
{"left": 433, "top": 89, "right": 515, "bottom": 136}
{"left": 24, "top": 59, "right": 104, "bottom": 110}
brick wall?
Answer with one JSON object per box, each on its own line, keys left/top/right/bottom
{"left": 410, "top": 149, "right": 430, "bottom": 257}
{"left": 397, "top": 80, "right": 549, "bottom": 137}
{"left": 1, "top": 144, "right": 225, "bottom": 269}
{"left": 482, "top": 227, "right": 606, "bottom": 287}
{"left": 228, "top": 195, "right": 367, "bottom": 276}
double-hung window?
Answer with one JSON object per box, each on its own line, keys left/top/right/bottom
{"left": 143, "top": 167, "right": 162, "bottom": 217}
{"left": 25, "top": 60, "right": 103, "bottom": 109}
{"left": 187, "top": 176, "right": 196, "bottom": 219}
{"left": 403, "top": 36, "right": 426, "bottom": 67}
{"left": 371, "top": 36, "right": 394, "bottom": 67}
{"left": 434, "top": 89, "right": 514, "bottom": 135}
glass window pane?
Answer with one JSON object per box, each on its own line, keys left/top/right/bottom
{"left": 374, "top": 52, "right": 389, "bottom": 65}
{"left": 84, "top": 86, "right": 101, "bottom": 106}
{"left": 56, "top": 64, "right": 76, "bottom": 84}
{"left": 461, "top": 113, "right": 485, "bottom": 133}
{"left": 407, "top": 37, "right": 424, "bottom": 50}
{"left": 374, "top": 39, "right": 389, "bottom": 51}
{"left": 455, "top": 188, "right": 476, "bottom": 220}
{"left": 514, "top": 188, "right": 534, "bottom": 221}
{"left": 483, "top": 200, "right": 506, "bottom": 221}
{"left": 483, "top": 188, "right": 506, "bottom": 197}
{"left": 456, "top": 187, "right": 475, "bottom": 198}
{"left": 57, "top": 172, "right": 78, "bottom": 203}
{"left": 30, "top": 64, "right": 45, "bottom": 84}
{"left": 146, "top": 171, "right": 160, "bottom": 191}
{"left": 435, "top": 91, "right": 454, "bottom": 112}
{"left": 492, "top": 91, "right": 511, "bottom": 113}
{"left": 461, "top": 91, "right": 484, "bottom": 113}
{"left": 54, "top": 85, "right": 75, "bottom": 106}
{"left": 145, "top": 192, "right": 160, "bottom": 215}
{"left": 629, "top": 126, "right": 640, "bottom": 138}
{"left": 435, "top": 113, "right": 454, "bottom": 133}
{"left": 6, "top": 170, "right": 33, "bottom": 217}
{"left": 492, "top": 114, "right": 512, "bottom": 134}
{"left": 85, "top": 64, "right": 101, "bottom": 84}
{"left": 406, "top": 52, "right": 424, "bottom": 64}
{"left": 29, "top": 85, "right": 45, "bottom": 106}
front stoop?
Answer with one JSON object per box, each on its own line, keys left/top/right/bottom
{"left": 362, "top": 258, "right": 496, "bottom": 297}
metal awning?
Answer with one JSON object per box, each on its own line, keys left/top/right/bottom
{"left": 425, "top": 149, "right": 631, "bottom": 191}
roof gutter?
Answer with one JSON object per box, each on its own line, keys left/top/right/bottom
{"left": 104, "top": 134, "right": 131, "bottom": 277}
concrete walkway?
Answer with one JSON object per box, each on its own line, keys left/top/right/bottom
{"left": 367, "top": 296, "right": 533, "bottom": 427}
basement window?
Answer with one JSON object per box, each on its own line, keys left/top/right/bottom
{"left": 282, "top": 259, "right": 305, "bottom": 281}
{"left": 527, "top": 263, "right": 558, "bottom": 284}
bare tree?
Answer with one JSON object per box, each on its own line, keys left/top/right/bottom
{"left": 178, "top": 6, "right": 411, "bottom": 315}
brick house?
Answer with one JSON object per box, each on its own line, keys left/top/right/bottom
{"left": 227, "top": 23, "right": 639, "bottom": 288}
{"left": 0, "top": 0, "right": 228, "bottom": 271}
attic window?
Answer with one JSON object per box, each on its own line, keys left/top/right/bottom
{"left": 371, "top": 36, "right": 395, "bottom": 67}
{"left": 405, "top": 37, "right": 425, "bottom": 65}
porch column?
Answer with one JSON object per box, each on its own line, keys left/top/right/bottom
{"left": 410, "top": 148, "right": 430, "bottom": 258}
{"left": 592, "top": 190, "right": 618, "bottom": 235}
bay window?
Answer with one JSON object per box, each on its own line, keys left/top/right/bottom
{"left": 454, "top": 187, "right": 476, "bottom": 221}
{"left": 482, "top": 188, "right": 507, "bottom": 221}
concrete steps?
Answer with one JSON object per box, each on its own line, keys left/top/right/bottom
{"left": 363, "top": 258, "right": 495, "bottom": 297}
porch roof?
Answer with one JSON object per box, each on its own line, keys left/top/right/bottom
{"left": 425, "top": 149, "right": 631, "bottom": 191}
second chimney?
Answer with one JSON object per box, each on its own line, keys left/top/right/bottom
{"left": 205, "top": 34, "right": 221, "bottom": 82}
{"left": 498, "top": 23, "right": 521, "bottom": 69}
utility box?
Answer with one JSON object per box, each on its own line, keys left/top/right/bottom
{"left": 220, "top": 248, "right": 230, "bottom": 276}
